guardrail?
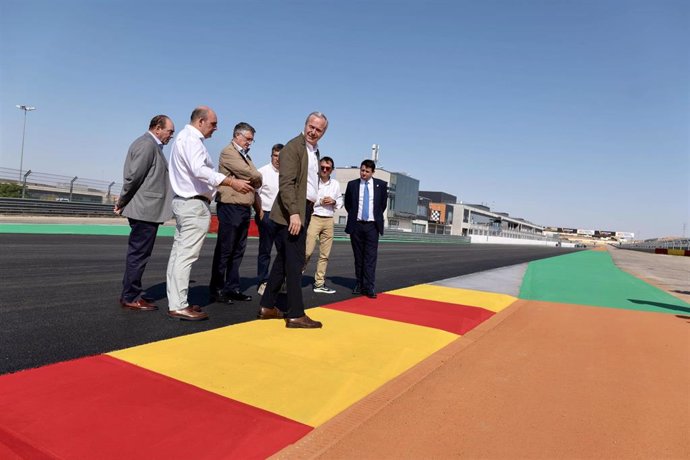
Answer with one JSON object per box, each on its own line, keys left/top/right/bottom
{"left": 618, "top": 238, "right": 690, "bottom": 256}
{"left": 0, "top": 197, "right": 117, "bottom": 217}
{"left": 1, "top": 198, "right": 471, "bottom": 244}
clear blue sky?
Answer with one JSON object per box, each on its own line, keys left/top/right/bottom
{"left": 1, "top": 0, "right": 687, "bottom": 239}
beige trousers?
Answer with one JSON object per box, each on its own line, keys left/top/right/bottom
{"left": 304, "top": 215, "right": 334, "bottom": 288}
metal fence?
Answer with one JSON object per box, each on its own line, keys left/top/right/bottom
{"left": 0, "top": 197, "right": 116, "bottom": 217}
{"left": 619, "top": 239, "right": 690, "bottom": 251}
{"left": 0, "top": 167, "right": 122, "bottom": 203}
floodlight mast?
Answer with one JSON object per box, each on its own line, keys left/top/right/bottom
{"left": 16, "top": 105, "right": 37, "bottom": 181}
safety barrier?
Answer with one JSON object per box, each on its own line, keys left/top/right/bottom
{"left": 0, "top": 197, "right": 116, "bottom": 217}
{"left": 619, "top": 238, "right": 690, "bottom": 257}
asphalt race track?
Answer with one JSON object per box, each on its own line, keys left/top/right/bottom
{"left": 0, "top": 234, "right": 579, "bottom": 374}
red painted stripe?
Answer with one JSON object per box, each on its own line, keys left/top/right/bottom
{"left": 655, "top": 248, "right": 668, "bottom": 254}
{"left": 325, "top": 293, "right": 494, "bottom": 335}
{"left": 0, "top": 355, "right": 311, "bottom": 459}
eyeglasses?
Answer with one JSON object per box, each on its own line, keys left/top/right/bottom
{"left": 239, "top": 132, "right": 254, "bottom": 144}
{"left": 320, "top": 165, "right": 332, "bottom": 171}
{"left": 271, "top": 153, "right": 279, "bottom": 157}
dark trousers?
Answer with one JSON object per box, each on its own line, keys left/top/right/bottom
{"left": 121, "top": 218, "right": 159, "bottom": 302}
{"left": 210, "top": 203, "right": 250, "bottom": 293}
{"left": 350, "top": 221, "right": 380, "bottom": 293}
{"left": 260, "top": 202, "right": 313, "bottom": 319}
{"left": 256, "top": 210, "right": 278, "bottom": 284}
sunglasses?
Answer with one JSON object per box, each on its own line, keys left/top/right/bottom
{"left": 320, "top": 165, "right": 332, "bottom": 171}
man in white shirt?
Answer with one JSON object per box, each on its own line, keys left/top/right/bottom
{"left": 255, "top": 143, "right": 283, "bottom": 296}
{"left": 166, "top": 106, "right": 254, "bottom": 320}
{"left": 304, "top": 156, "right": 343, "bottom": 293}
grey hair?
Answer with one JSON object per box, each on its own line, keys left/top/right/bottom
{"left": 233, "top": 122, "right": 256, "bottom": 138}
{"left": 305, "top": 111, "right": 328, "bottom": 126}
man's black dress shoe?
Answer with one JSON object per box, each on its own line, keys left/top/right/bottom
{"left": 366, "top": 291, "right": 378, "bottom": 299}
{"left": 209, "top": 290, "right": 234, "bottom": 304}
{"left": 352, "top": 283, "right": 361, "bottom": 295}
{"left": 228, "top": 290, "right": 252, "bottom": 301}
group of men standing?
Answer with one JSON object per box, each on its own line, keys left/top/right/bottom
{"left": 115, "top": 107, "right": 387, "bottom": 329}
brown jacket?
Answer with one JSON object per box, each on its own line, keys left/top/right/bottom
{"left": 215, "top": 142, "right": 262, "bottom": 206}
{"left": 270, "top": 133, "right": 316, "bottom": 226}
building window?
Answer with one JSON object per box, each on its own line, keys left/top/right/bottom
{"left": 389, "top": 219, "right": 399, "bottom": 228}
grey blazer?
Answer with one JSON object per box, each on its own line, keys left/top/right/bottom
{"left": 117, "top": 132, "right": 173, "bottom": 223}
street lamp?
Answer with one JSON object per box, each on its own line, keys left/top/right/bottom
{"left": 16, "top": 105, "right": 37, "bottom": 181}
{"left": 22, "top": 170, "right": 32, "bottom": 199}
{"left": 107, "top": 181, "right": 116, "bottom": 203}
{"left": 69, "top": 176, "right": 78, "bottom": 202}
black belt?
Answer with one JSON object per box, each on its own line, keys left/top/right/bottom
{"left": 313, "top": 214, "right": 331, "bottom": 218}
{"left": 190, "top": 195, "right": 210, "bottom": 204}
{"left": 357, "top": 220, "right": 375, "bottom": 224}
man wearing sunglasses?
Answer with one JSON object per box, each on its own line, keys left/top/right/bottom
{"left": 209, "top": 122, "right": 263, "bottom": 304}
{"left": 304, "top": 156, "right": 342, "bottom": 294}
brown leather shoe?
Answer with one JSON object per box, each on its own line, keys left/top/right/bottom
{"left": 120, "top": 298, "right": 157, "bottom": 311}
{"left": 285, "top": 315, "right": 322, "bottom": 329}
{"left": 168, "top": 306, "right": 208, "bottom": 321}
{"left": 258, "top": 306, "right": 284, "bottom": 320}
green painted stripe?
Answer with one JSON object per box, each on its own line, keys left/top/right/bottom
{"left": 0, "top": 224, "right": 466, "bottom": 244}
{"left": 0, "top": 223, "right": 186, "bottom": 237}
{"left": 519, "top": 250, "right": 690, "bottom": 314}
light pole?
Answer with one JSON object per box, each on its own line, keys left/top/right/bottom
{"left": 22, "top": 170, "right": 32, "bottom": 199}
{"left": 107, "top": 181, "right": 115, "bottom": 203}
{"left": 16, "top": 105, "right": 37, "bottom": 182}
{"left": 69, "top": 176, "right": 78, "bottom": 202}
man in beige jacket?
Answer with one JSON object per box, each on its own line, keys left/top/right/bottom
{"left": 210, "top": 122, "right": 263, "bottom": 303}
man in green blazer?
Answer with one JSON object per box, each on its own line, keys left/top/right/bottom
{"left": 258, "top": 112, "right": 328, "bottom": 328}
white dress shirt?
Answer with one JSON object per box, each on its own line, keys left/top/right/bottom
{"left": 313, "top": 177, "right": 343, "bottom": 217}
{"left": 306, "top": 141, "right": 319, "bottom": 203}
{"left": 169, "top": 124, "right": 226, "bottom": 200}
{"left": 257, "top": 163, "right": 279, "bottom": 211}
{"left": 148, "top": 131, "right": 163, "bottom": 146}
{"left": 357, "top": 179, "right": 375, "bottom": 221}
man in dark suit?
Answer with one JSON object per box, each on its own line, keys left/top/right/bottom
{"left": 115, "top": 115, "right": 175, "bottom": 311}
{"left": 344, "top": 159, "right": 388, "bottom": 299}
{"left": 257, "top": 112, "right": 328, "bottom": 328}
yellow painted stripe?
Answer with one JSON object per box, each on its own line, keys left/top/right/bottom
{"left": 667, "top": 249, "right": 686, "bottom": 256}
{"left": 109, "top": 307, "right": 457, "bottom": 427}
{"left": 387, "top": 284, "right": 517, "bottom": 313}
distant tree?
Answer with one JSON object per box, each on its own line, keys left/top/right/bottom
{"left": 0, "top": 183, "right": 22, "bottom": 198}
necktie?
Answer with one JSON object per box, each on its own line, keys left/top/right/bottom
{"left": 362, "top": 181, "right": 369, "bottom": 221}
